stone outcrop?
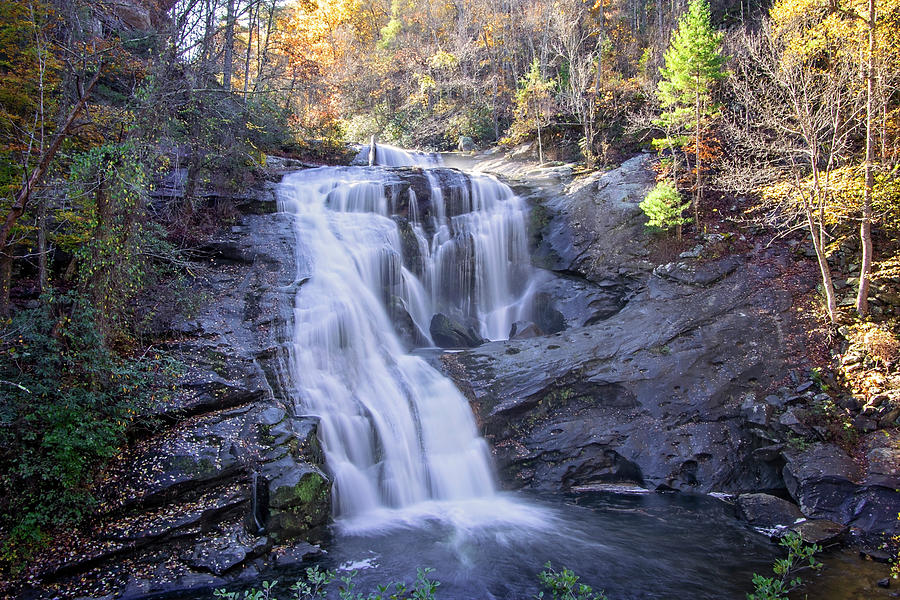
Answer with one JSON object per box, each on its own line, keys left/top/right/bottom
{"left": 736, "top": 493, "right": 805, "bottom": 529}
{"left": 442, "top": 154, "right": 900, "bottom": 541}
{"left": 430, "top": 313, "right": 486, "bottom": 348}
{"left": 533, "top": 154, "right": 656, "bottom": 281}
{"left": 445, "top": 253, "right": 798, "bottom": 496}
{"left": 26, "top": 185, "right": 332, "bottom": 599}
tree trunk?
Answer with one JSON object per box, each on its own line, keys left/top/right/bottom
{"left": 694, "top": 80, "right": 701, "bottom": 230}
{"left": 537, "top": 119, "right": 544, "bottom": 165}
{"left": 806, "top": 197, "right": 838, "bottom": 323}
{"left": 243, "top": 0, "right": 256, "bottom": 100}
{"left": 856, "top": 0, "right": 875, "bottom": 317}
{"left": 38, "top": 202, "right": 47, "bottom": 294}
{"left": 223, "top": 0, "right": 236, "bottom": 92}
{"left": 583, "top": 111, "right": 594, "bottom": 168}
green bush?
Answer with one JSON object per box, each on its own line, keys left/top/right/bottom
{"left": 537, "top": 562, "right": 608, "bottom": 600}
{"left": 747, "top": 532, "right": 822, "bottom": 600}
{"left": 0, "top": 293, "right": 177, "bottom": 572}
{"left": 215, "top": 563, "right": 608, "bottom": 600}
{"left": 639, "top": 182, "right": 691, "bottom": 238}
{"left": 214, "top": 566, "right": 439, "bottom": 600}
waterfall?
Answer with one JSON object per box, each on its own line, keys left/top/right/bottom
{"left": 277, "top": 162, "right": 538, "bottom": 522}
{"left": 352, "top": 142, "right": 442, "bottom": 168}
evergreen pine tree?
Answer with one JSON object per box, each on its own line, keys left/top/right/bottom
{"left": 656, "top": 0, "right": 726, "bottom": 228}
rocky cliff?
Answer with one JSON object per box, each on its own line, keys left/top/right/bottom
{"left": 23, "top": 183, "right": 331, "bottom": 599}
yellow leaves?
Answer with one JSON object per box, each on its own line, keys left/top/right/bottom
{"left": 770, "top": 0, "right": 900, "bottom": 66}
{"left": 427, "top": 50, "right": 458, "bottom": 70}
{"left": 279, "top": 0, "right": 362, "bottom": 66}
{"left": 770, "top": 0, "right": 826, "bottom": 32}
{"left": 761, "top": 164, "right": 900, "bottom": 231}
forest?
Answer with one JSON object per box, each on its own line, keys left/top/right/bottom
{"left": 1, "top": 0, "right": 899, "bottom": 597}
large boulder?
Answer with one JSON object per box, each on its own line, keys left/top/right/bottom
{"left": 736, "top": 493, "right": 805, "bottom": 529}
{"left": 782, "top": 443, "right": 862, "bottom": 524}
{"left": 781, "top": 433, "right": 900, "bottom": 537}
{"left": 509, "top": 320, "right": 544, "bottom": 339}
{"left": 430, "top": 313, "right": 486, "bottom": 348}
{"left": 458, "top": 136, "right": 475, "bottom": 151}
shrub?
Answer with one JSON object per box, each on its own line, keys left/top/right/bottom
{"left": 862, "top": 326, "right": 899, "bottom": 366}
{"left": 536, "top": 562, "right": 608, "bottom": 600}
{"left": 747, "top": 532, "right": 822, "bottom": 600}
{"left": 214, "top": 566, "right": 439, "bottom": 600}
{"left": 639, "top": 182, "right": 691, "bottom": 239}
{"left": 0, "top": 293, "right": 177, "bottom": 572}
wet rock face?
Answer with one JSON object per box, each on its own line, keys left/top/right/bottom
{"left": 430, "top": 313, "right": 486, "bottom": 348}
{"left": 532, "top": 155, "right": 655, "bottom": 281}
{"left": 31, "top": 199, "right": 332, "bottom": 597}
{"left": 444, "top": 156, "right": 799, "bottom": 497}
{"left": 447, "top": 152, "right": 900, "bottom": 540}
{"left": 736, "top": 493, "right": 805, "bottom": 529}
{"left": 446, "top": 253, "right": 796, "bottom": 495}
{"left": 782, "top": 433, "right": 900, "bottom": 536}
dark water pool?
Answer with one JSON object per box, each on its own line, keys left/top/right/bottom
{"left": 257, "top": 490, "right": 891, "bottom": 600}
{"left": 203, "top": 490, "right": 893, "bottom": 600}
{"left": 312, "top": 491, "right": 777, "bottom": 599}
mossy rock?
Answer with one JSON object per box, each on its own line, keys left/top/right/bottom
{"left": 265, "top": 463, "right": 331, "bottom": 541}
{"left": 270, "top": 466, "right": 329, "bottom": 508}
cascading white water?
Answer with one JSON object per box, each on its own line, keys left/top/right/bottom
{"left": 415, "top": 169, "right": 534, "bottom": 340}
{"left": 277, "top": 158, "right": 539, "bottom": 524}
{"left": 351, "top": 142, "right": 442, "bottom": 168}
{"left": 372, "top": 143, "right": 441, "bottom": 167}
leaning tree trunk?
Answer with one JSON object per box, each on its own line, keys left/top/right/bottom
{"left": 0, "top": 69, "right": 101, "bottom": 315}
{"left": 807, "top": 205, "right": 838, "bottom": 323}
{"left": 805, "top": 166, "right": 838, "bottom": 323}
{"left": 223, "top": 0, "right": 235, "bottom": 92}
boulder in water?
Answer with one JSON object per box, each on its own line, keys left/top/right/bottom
{"left": 430, "top": 313, "right": 486, "bottom": 348}
{"left": 736, "top": 493, "right": 805, "bottom": 529}
{"left": 787, "top": 518, "right": 849, "bottom": 546}
{"left": 458, "top": 136, "right": 475, "bottom": 151}
{"left": 532, "top": 292, "right": 566, "bottom": 334}
{"left": 389, "top": 296, "right": 430, "bottom": 349}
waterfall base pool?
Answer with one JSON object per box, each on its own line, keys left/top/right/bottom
{"left": 257, "top": 491, "right": 892, "bottom": 600}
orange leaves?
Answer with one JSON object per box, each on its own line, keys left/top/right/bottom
{"left": 279, "top": 0, "right": 362, "bottom": 67}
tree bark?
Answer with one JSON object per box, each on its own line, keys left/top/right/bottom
{"left": 243, "top": 0, "right": 258, "bottom": 100}
{"left": 223, "top": 0, "right": 236, "bottom": 92}
{"left": 808, "top": 200, "right": 838, "bottom": 323}
{"left": 856, "top": 0, "right": 875, "bottom": 317}
{"left": 537, "top": 119, "right": 544, "bottom": 165}
{"left": 694, "top": 77, "right": 701, "bottom": 230}
{"left": 37, "top": 202, "right": 47, "bottom": 294}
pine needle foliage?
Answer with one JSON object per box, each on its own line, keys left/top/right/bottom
{"left": 640, "top": 182, "right": 691, "bottom": 237}
{"left": 655, "top": 0, "right": 726, "bottom": 224}
{"left": 657, "top": 0, "right": 726, "bottom": 112}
